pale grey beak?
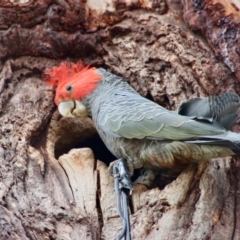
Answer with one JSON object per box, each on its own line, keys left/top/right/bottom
{"left": 58, "top": 100, "right": 88, "bottom": 118}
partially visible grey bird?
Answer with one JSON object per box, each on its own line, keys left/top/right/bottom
{"left": 45, "top": 62, "right": 240, "bottom": 186}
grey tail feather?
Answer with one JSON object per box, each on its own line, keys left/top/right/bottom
{"left": 185, "top": 131, "right": 240, "bottom": 154}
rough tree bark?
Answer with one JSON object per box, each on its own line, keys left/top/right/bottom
{"left": 0, "top": 0, "right": 240, "bottom": 239}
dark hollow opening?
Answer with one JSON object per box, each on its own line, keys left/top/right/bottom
{"left": 55, "top": 134, "right": 142, "bottom": 181}
{"left": 73, "top": 134, "right": 117, "bottom": 166}
{"left": 83, "top": 135, "right": 178, "bottom": 188}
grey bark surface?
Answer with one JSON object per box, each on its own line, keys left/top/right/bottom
{"left": 0, "top": 0, "right": 240, "bottom": 239}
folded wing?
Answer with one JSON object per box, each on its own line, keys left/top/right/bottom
{"left": 98, "top": 92, "right": 227, "bottom": 141}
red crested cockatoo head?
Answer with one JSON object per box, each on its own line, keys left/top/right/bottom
{"left": 45, "top": 62, "right": 102, "bottom": 117}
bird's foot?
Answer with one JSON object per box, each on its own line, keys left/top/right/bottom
{"left": 108, "top": 159, "right": 134, "bottom": 177}
{"left": 109, "top": 159, "right": 134, "bottom": 192}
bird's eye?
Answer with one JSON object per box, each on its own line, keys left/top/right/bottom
{"left": 66, "top": 85, "right": 72, "bottom": 91}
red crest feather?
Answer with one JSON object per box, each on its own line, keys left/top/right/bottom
{"left": 44, "top": 61, "right": 102, "bottom": 105}
{"left": 45, "top": 62, "right": 87, "bottom": 87}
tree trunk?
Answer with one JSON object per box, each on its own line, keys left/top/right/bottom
{"left": 1, "top": 0, "right": 240, "bottom": 239}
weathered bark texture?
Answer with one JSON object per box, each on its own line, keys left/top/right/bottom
{"left": 0, "top": 0, "right": 240, "bottom": 239}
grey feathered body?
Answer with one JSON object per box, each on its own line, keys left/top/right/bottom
{"left": 82, "top": 68, "right": 240, "bottom": 170}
